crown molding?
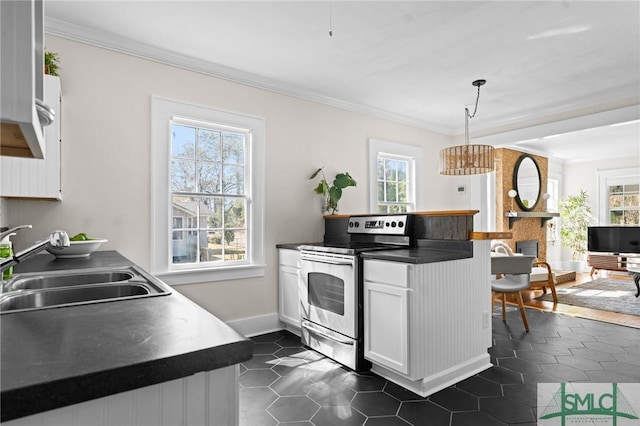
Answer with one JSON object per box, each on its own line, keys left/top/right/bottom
{"left": 473, "top": 105, "right": 639, "bottom": 146}
{"left": 45, "top": 17, "right": 638, "bottom": 140}
{"left": 45, "top": 17, "right": 454, "bottom": 136}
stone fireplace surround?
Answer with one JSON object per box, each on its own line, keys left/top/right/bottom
{"left": 494, "top": 148, "right": 549, "bottom": 261}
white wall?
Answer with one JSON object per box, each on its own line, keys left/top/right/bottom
{"left": 5, "top": 36, "right": 465, "bottom": 322}
{"left": 553, "top": 156, "right": 640, "bottom": 266}
{"left": 563, "top": 157, "right": 640, "bottom": 220}
{"left": 545, "top": 159, "right": 564, "bottom": 266}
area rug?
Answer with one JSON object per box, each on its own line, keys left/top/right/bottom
{"left": 536, "top": 278, "right": 640, "bottom": 316}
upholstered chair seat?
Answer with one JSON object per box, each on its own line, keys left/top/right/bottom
{"left": 490, "top": 240, "right": 558, "bottom": 304}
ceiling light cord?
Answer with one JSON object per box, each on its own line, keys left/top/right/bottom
{"left": 467, "top": 81, "right": 483, "bottom": 119}
{"left": 465, "top": 108, "right": 471, "bottom": 145}
{"left": 438, "top": 79, "right": 494, "bottom": 176}
{"left": 465, "top": 79, "right": 485, "bottom": 145}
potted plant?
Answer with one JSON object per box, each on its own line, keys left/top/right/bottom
{"left": 44, "top": 50, "right": 61, "bottom": 76}
{"left": 558, "top": 189, "right": 594, "bottom": 272}
{"left": 309, "top": 167, "right": 356, "bottom": 214}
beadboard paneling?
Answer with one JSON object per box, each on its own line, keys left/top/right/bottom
{"left": 3, "top": 366, "right": 239, "bottom": 426}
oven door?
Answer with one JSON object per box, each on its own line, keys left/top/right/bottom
{"left": 299, "top": 250, "right": 357, "bottom": 339}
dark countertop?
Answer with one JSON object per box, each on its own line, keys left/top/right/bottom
{"left": 360, "top": 247, "right": 473, "bottom": 264}
{"left": 282, "top": 239, "right": 474, "bottom": 264}
{"left": 276, "top": 243, "right": 303, "bottom": 250}
{"left": 10, "top": 249, "right": 134, "bottom": 273}
{"left": 1, "top": 251, "right": 253, "bottom": 422}
{"left": 276, "top": 242, "right": 322, "bottom": 250}
{"left": 360, "top": 240, "right": 474, "bottom": 264}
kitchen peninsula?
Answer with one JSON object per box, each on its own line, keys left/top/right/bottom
{"left": 1, "top": 251, "right": 252, "bottom": 425}
{"left": 361, "top": 239, "right": 493, "bottom": 397}
{"left": 281, "top": 210, "right": 506, "bottom": 398}
{"left": 358, "top": 211, "right": 500, "bottom": 396}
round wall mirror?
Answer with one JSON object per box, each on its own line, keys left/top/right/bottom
{"left": 512, "top": 154, "right": 541, "bottom": 211}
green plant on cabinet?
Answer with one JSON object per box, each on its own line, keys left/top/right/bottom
{"left": 44, "top": 50, "right": 61, "bottom": 76}
{"left": 309, "top": 167, "right": 357, "bottom": 214}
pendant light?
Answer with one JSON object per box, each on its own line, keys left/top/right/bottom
{"left": 439, "top": 79, "right": 494, "bottom": 175}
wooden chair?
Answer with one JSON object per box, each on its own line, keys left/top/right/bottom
{"left": 491, "top": 240, "right": 558, "bottom": 303}
{"left": 491, "top": 255, "right": 535, "bottom": 332}
{"left": 529, "top": 260, "right": 558, "bottom": 303}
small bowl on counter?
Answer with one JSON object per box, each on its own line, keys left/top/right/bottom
{"left": 46, "top": 239, "right": 108, "bottom": 258}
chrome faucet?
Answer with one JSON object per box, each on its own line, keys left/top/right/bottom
{"left": 0, "top": 227, "right": 70, "bottom": 275}
{"left": 0, "top": 225, "right": 33, "bottom": 241}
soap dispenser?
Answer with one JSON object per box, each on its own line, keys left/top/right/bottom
{"left": 1, "top": 232, "right": 16, "bottom": 280}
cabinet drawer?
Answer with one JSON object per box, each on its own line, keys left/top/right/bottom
{"left": 279, "top": 248, "right": 300, "bottom": 267}
{"left": 364, "top": 260, "right": 410, "bottom": 287}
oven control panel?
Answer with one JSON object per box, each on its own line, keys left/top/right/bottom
{"left": 347, "top": 214, "right": 409, "bottom": 235}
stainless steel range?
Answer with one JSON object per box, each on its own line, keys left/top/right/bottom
{"left": 299, "top": 214, "right": 411, "bottom": 371}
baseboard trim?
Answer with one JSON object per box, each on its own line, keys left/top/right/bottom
{"left": 226, "top": 313, "right": 283, "bottom": 337}
{"left": 371, "top": 354, "right": 492, "bottom": 398}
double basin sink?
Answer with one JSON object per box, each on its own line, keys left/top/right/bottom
{"left": 0, "top": 266, "right": 171, "bottom": 314}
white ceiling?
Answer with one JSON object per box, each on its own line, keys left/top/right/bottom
{"left": 44, "top": 0, "right": 640, "bottom": 162}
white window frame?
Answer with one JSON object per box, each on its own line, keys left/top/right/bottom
{"left": 368, "top": 139, "right": 423, "bottom": 212}
{"left": 597, "top": 166, "right": 640, "bottom": 225}
{"left": 151, "top": 96, "right": 265, "bottom": 285}
{"left": 546, "top": 177, "right": 560, "bottom": 243}
{"left": 474, "top": 170, "right": 495, "bottom": 232}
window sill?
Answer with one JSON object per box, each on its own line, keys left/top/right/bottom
{"left": 154, "top": 264, "right": 266, "bottom": 286}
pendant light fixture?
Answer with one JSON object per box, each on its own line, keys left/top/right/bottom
{"left": 439, "top": 79, "right": 494, "bottom": 175}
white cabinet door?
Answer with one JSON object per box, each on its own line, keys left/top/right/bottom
{"left": 364, "top": 260, "right": 410, "bottom": 375}
{"left": 278, "top": 249, "right": 301, "bottom": 330}
{"left": 1, "top": 75, "right": 62, "bottom": 199}
{"left": 0, "top": 0, "right": 46, "bottom": 158}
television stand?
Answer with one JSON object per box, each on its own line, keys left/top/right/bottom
{"left": 587, "top": 253, "right": 640, "bottom": 297}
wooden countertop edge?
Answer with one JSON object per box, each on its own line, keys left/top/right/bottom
{"left": 324, "top": 210, "right": 479, "bottom": 219}
{"left": 469, "top": 231, "right": 513, "bottom": 240}
{"left": 412, "top": 210, "right": 479, "bottom": 217}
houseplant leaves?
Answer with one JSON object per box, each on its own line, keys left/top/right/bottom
{"left": 309, "top": 167, "right": 356, "bottom": 214}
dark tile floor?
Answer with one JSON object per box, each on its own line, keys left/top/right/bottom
{"left": 239, "top": 308, "right": 640, "bottom": 426}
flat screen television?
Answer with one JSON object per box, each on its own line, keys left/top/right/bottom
{"left": 588, "top": 226, "right": 640, "bottom": 254}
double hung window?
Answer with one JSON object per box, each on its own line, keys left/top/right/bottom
{"left": 376, "top": 154, "right": 412, "bottom": 213}
{"left": 170, "top": 119, "right": 249, "bottom": 265}
{"left": 607, "top": 182, "right": 639, "bottom": 225}
{"left": 368, "top": 139, "right": 422, "bottom": 213}
{"left": 152, "top": 97, "right": 265, "bottom": 284}
{"left": 598, "top": 168, "right": 640, "bottom": 225}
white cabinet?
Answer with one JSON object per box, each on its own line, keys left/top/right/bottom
{"left": 1, "top": 75, "right": 62, "bottom": 200}
{"left": 0, "top": 0, "right": 46, "bottom": 158}
{"left": 363, "top": 241, "right": 494, "bottom": 397}
{"left": 364, "top": 260, "right": 411, "bottom": 375}
{"left": 278, "top": 248, "right": 301, "bottom": 333}
{"left": 3, "top": 365, "right": 240, "bottom": 426}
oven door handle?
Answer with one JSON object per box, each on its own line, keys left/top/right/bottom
{"left": 302, "top": 320, "right": 354, "bottom": 345}
{"left": 300, "top": 257, "right": 354, "bottom": 266}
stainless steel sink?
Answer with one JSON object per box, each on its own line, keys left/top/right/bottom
{"left": 7, "top": 270, "right": 135, "bottom": 290}
{"left": 0, "top": 284, "right": 150, "bottom": 312}
{"left": 0, "top": 266, "right": 171, "bottom": 314}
